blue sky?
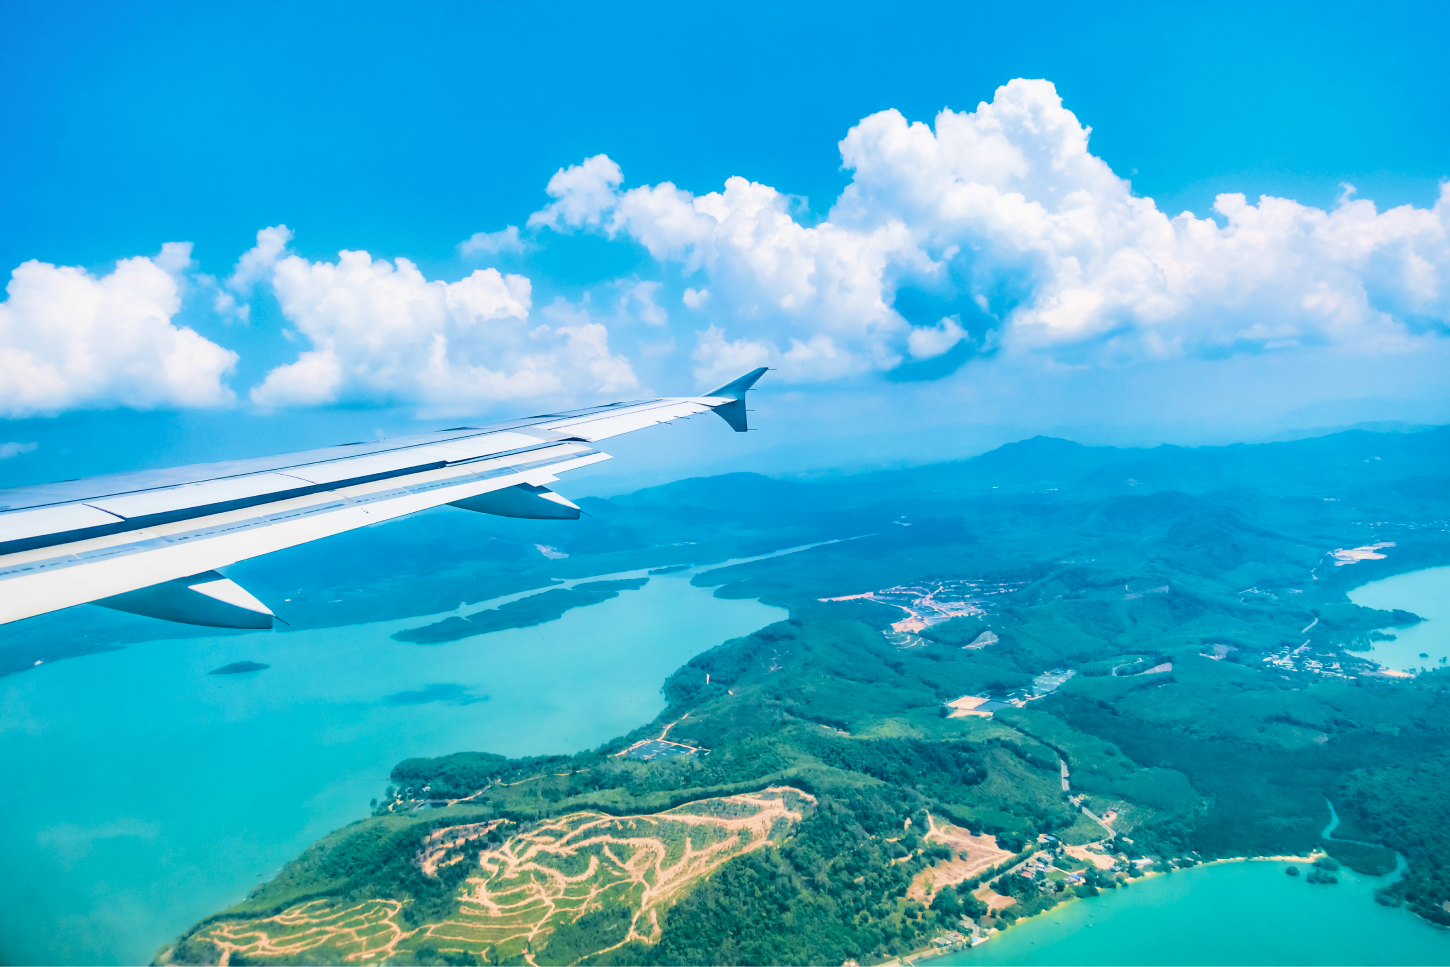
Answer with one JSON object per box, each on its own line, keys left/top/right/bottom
{"left": 2, "top": 0, "right": 1448, "bottom": 491}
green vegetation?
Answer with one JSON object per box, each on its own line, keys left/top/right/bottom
{"left": 162, "top": 427, "right": 1450, "bottom": 964}
{"left": 610, "top": 789, "right": 959, "bottom": 966}
{"left": 394, "top": 579, "right": 650, "bottom": 644}
{"left": 1336, "top": 753, "right": 1450, "bottom": 922}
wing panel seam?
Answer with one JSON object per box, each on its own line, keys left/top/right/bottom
{"left": 0, "top": 450, "right": 599, "bottom": 583}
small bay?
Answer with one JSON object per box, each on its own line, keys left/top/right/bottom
{"left": 1348, "top": 565, "right": 1450, "bottom": 673}
{"left": 928, "top": 860, "right": 1450, "bottom": 966}
{"left": 0, "top": 566, "right": 784, "bottom": 966}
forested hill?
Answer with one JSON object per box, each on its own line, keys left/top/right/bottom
{"left": 857, "top": 425, "right": 1450, "bottom": 502}
{"left": 162, "top": 423, "right": 1450, "bottom": 965}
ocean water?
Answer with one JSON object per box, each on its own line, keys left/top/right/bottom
{"left": 928, "top": 860, "right": 1450, "bottom": 966}
{"left": 1348, "top": 565, "right": 1450, "bottom": 673}
{"left": 0, "top": 567, "right": 784, "bottom": 966}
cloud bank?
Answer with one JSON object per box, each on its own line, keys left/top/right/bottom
{"left": 533, "top": 79, "right": 1450, "bottom": 385}
{"left": 2, "top": 79, "right": 1445, "bottom": 418}
{"left": 249, "top": 237, "right": 636, "bottom": 413}
{"left": 0, "top": 246, "right": 237, "bottom": 417}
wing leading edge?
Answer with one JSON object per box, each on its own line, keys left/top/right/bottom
{"left": 0, "top": 368, "right": 767, "bottom": 628}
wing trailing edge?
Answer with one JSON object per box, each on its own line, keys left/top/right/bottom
{"left": 0, "top": 372, "right": 767, "bottom": 629}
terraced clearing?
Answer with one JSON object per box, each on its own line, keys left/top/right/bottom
{"left": 907, "top": 814, "right": 1015, "bottom": 904}
{"left": 185, "top": 787, "right": 813, "bottom": 966}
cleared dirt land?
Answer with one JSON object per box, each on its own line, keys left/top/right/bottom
{"left": 907, "top": 813, "right": 1016, "bottom": 905}
{"left": 183, "top": 787, "right": 812, "bottom": 966}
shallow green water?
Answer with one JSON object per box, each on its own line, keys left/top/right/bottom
{"left": 1348, "top": 565, "right": 1450, "bottom": 673}
{"left": 928, "top": 860, "right": 1450, "bottom": 966}
{"left": 0, "top": 567, "right": 783, "bottom": 966}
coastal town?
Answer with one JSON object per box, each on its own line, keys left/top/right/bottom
{"left": 819, "top": 580, "right": 1024, "bottom": 649}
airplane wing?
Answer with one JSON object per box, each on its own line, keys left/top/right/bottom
{"left": 0, "top": 368, "right": 767, "bottom": 629}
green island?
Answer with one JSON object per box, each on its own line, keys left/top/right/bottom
{"left": 394, "top": 580, "right": 653, "bottom": 645}
{"left": 157, "top": 427, "right": 1450, "bottom": 966}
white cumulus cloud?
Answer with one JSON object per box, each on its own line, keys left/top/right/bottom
{"left": 537, "top": 170, "right": 923, "bottom": 385}
{"left": 211, "top": 224, "right": 298, "bottom": 325}
{"left": 250, "top": 246, "right": 636, "bottom": 412}
{"left": 906, "top": 316, "right": 969, "bottom": 360}
{"left": 459, "top": 225, "right": 525, "bottom": 257}
{"left": 227, "top": 225, "right": 294, "bottom": 292}
{"left": 0, "top": 248, "right": 238, "bottom": 417}
{"left": 531, "top": 79, "right": 1450, "bottom": 386}
{"left": 620, "top": 280, "right": 668, "bottom": 326}
{"left": 527, "top": 155, "right": 624, "bottom": 231}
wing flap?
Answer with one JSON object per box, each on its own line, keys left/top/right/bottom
{"left": 0, "top": 503, "right": 126, "bottom": 545}
{"left": 538, "top": 399, "right": 715, "bottom": 441}
{"left": 82, "top": 472, "right": 322, "bottom": 520}
{"left": 278, "top": 432, "right": 549, "bottom": 482}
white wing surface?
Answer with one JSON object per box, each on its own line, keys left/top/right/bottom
{"left": 0, "top": 368, "right": 766, "bottom": 629}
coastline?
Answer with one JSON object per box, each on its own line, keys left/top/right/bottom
{"left": 904, "top": 851, "right": 1345, "bottom": 966}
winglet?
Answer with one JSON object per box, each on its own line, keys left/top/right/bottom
{"left": 706, "top": 366, "right": 769, "bottom": 401}
{"left": 702, "top": 367, "right": 768, "bottom": 432}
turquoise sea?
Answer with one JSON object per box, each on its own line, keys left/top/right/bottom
{"left": 927, "top": 859, "right": 1450, "bottom": 966}
{"left": 1349, "top": 565, "right": 1450, "bottom": 673}
{"left": 0, "top": 565, "right": 784, "bottom": 966}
